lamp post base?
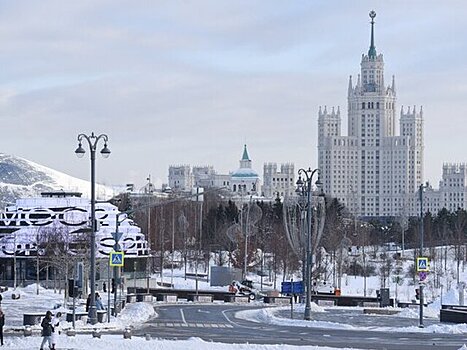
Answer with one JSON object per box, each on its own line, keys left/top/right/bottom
{"left": 304, "top": 307, "right": 311, "bottom": 321}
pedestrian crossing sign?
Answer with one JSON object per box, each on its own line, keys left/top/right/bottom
{"left": 416, "top": 257, "right": 429, "bottom": 272}
{"left": 110, "top": 251, "right": 124, "bottom": 267}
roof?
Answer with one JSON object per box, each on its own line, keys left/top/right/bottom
{"left": 241, "top": 144, "right": 250, "bottom": 161}
{"left": 231, "top": 168, "right": 259, "bottom": 178}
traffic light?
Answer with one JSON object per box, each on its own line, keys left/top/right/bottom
{"left": 68, "top": 279, "right": 75, "bottom": 298}
{"left": 415, "top": 288, "right": 420, "bottom": 300}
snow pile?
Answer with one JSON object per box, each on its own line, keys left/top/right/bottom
{"left": 398, "top": 307, "right": 418, "bottom": 319}
{"left": 457, "top": 344, "right": 467, "bottom": 350}
{"left": 236, "top": 303, "right": 325, "bottom": 325}
{"left": 117, "top": 302, "right": 156, "bottom": 325}
{"left": 429, "top": 288, "right": 459, "bottom": 311}
{"left": 236, "top": 304, "right": 356, "bottom": 331}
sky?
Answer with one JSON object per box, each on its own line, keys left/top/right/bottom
{"left": 0, "top": 1, "right": 466, "bottom": 189}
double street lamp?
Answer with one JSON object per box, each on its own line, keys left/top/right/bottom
{"left": 75, "top": 132, "right": 111, "bottom": 325}
{"left": 418, "top": 182, "right": 428, "bottom": 328}
{"left": 296, "top": 167, "right": 322, "bottom": 321}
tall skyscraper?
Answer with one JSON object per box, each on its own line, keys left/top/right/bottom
{"left": 318, "top": 11, "right": 424, "bottom": 217}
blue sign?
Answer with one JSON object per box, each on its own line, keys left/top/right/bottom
{"left": 416, "top": 257, "right": 429, "bottom": 272}
{"left": 281, "top": 281, "right": 304, "bottom": 294}
{"left": 110, "top": 251, "right": 124, "bottom": 267}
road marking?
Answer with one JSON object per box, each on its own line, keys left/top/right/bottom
{"left": 180, "top": 309, "right": 188, "bottom": 325}
{"left": 153, "top": 322, "right": 232, "bottom": 328}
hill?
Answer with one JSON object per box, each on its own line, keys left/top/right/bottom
{"left": 0, "top": 153, "right": 115, "bottom": 207}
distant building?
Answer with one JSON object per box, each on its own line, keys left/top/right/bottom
{"left": 168, "top": 165, "right": 193, "bottom": 192}
{"left": 230, "top": 145, "right": 261, "bottom": 196}
{"left": 262, "top": 163, "right": 295, "bottom": 198}
{"left": 423, "top": 163, "right": 467, "bottom": 214}
{"left": 318, "top": 11, "right": 423, "bottom": 218}
{"left": 168, "top": 145, "right": 262, "bottom": 196}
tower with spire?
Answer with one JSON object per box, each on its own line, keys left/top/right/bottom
{"left": 230, "top": 144, "right": 261, "bottom": 196}
{"left": 318, "top": 11, "right": 424, "bottom": 217}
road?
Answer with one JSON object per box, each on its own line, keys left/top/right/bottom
{"left": 135, "top": 304, "right": 467, "bottom": 350}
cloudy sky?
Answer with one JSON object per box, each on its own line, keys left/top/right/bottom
{"left": 0, "top": 1, "right": 466, "bottom": 189}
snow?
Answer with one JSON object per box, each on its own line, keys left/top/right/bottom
{"left": 0, "top": 335, "right": 365, "bottom": 350}
{"left": 0, "top": 249, "right": 466, "bottom": 349}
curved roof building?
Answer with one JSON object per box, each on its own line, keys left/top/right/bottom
{"left": 230, "top": 145, "right": 260, "bottom": 195}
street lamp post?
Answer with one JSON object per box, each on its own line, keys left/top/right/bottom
{"left": 75, "top": 132, "right": 111, "bottom": 325}
{"left": 296, "top": 167, "right": 321, "bottom": 321}
{"left": 418, "top": 182, "right": 428, "bottom": 328}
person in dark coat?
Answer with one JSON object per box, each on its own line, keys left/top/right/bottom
{"left": 40, "top": 311, "right": 53, "bottom": 350}
{"left": 86, "top": 294, "right": 91, "bottom": 312}
{"left": 0, "top": 308, "right": 4, "bottom": 346}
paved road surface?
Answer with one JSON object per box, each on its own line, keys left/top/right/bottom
{"left": 136, "top": 304, "right": 467, "bottom": 350}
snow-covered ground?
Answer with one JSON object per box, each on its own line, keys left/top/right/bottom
{"left": 0, "top": 256, "right": 466, "bottom": 349}
{"left": 236, "top": 303, "right": 467, "bottom": 334}
{"left": 0, "top": 335, "right": 368, "bottom": 350}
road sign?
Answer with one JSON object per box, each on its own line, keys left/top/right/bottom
{"left": 419, "top": 272, "right": 427, "bottom": 282}
{"left": 416, "top": 257, "right": 429, "bottom": 272}
{"left": 110, "top": 251, "right": 124, "bottom": 267}
{"left": 112, "top": 231, "right": 123, "bottom": 242}
{"left": 281, "top": 281, "right": 304, "bottom": 294}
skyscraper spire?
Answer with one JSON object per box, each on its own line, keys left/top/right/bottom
{"left": 368, "top": 10, "right": 377, "bottom": 59}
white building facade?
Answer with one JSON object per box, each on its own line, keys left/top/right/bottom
{"left": 318, "top": 11, "right": 424, "bottom": 218}
{"left": 168, "top": 165, "right": 193, "bottom": 191}
{"left": 423, "top": 163, "right": 467, "bottom": 214}
{"left": 168, "top": 145, "right": 262, "bottom": 195}
{"left": 262, "top": 163, "right": 295, "bottom": 198}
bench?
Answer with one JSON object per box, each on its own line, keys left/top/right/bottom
{"left": 362, "top": 302, "right": 380, "bottom": 308}
{"left": 66, "top": 312, "right": 88, "bottom": 323}
{"left": 156, "top": 294, "right": 178, "bottom": 303}
{"left": 317, "top": 300, "right": 336, "bottom": 307}
{"left": 224, "top": 295, "right": 250, "bottom": 303}
{"left": 126, "top": 294, "right": 137, "bottom": 303}
{"left": 23, "top": 313, "right": 45, "bottom": 326}
{"left": 263, "top": 296, "right": 291, "bottom": 305}
{"left": 187, "top": 294, "right": 213, "bottom": 303}
{"left": 66, "top": 311, "right": 107, "bottom": 323}
{"left": 363, "top": 308, "right": 400, "bottom": 315}
{"left": 136, "top": 294, "right": 153, "bottom": 302}
{"left": 441, "top": 304, "right": 467, "bottom": 311}
{"left": 440, "top": 309, "right": 467, "bottom": 324}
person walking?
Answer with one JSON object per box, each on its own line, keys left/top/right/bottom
{"left": 40, "top": 311, "right": 53, "bottom": 350}
{"left": 95, "top": 292, "right": 104, "bottom": 310}
{"left": 0, "top": 308, "right": 5, "bottom": 346}
{"left": 50, "top": 312, "right": 61, "bottom": 350}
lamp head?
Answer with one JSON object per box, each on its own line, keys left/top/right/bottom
{"left": 315, "top": 176, "right": 323, "bottom": 188}
{"left": 296, "top": 176, "right": 303, "bottom": 187}
{"left": 75, "top": 143, "right": 85, "bottom": 158}
{"left": 100, "top": 143, "right": 111, "bottom": 158}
